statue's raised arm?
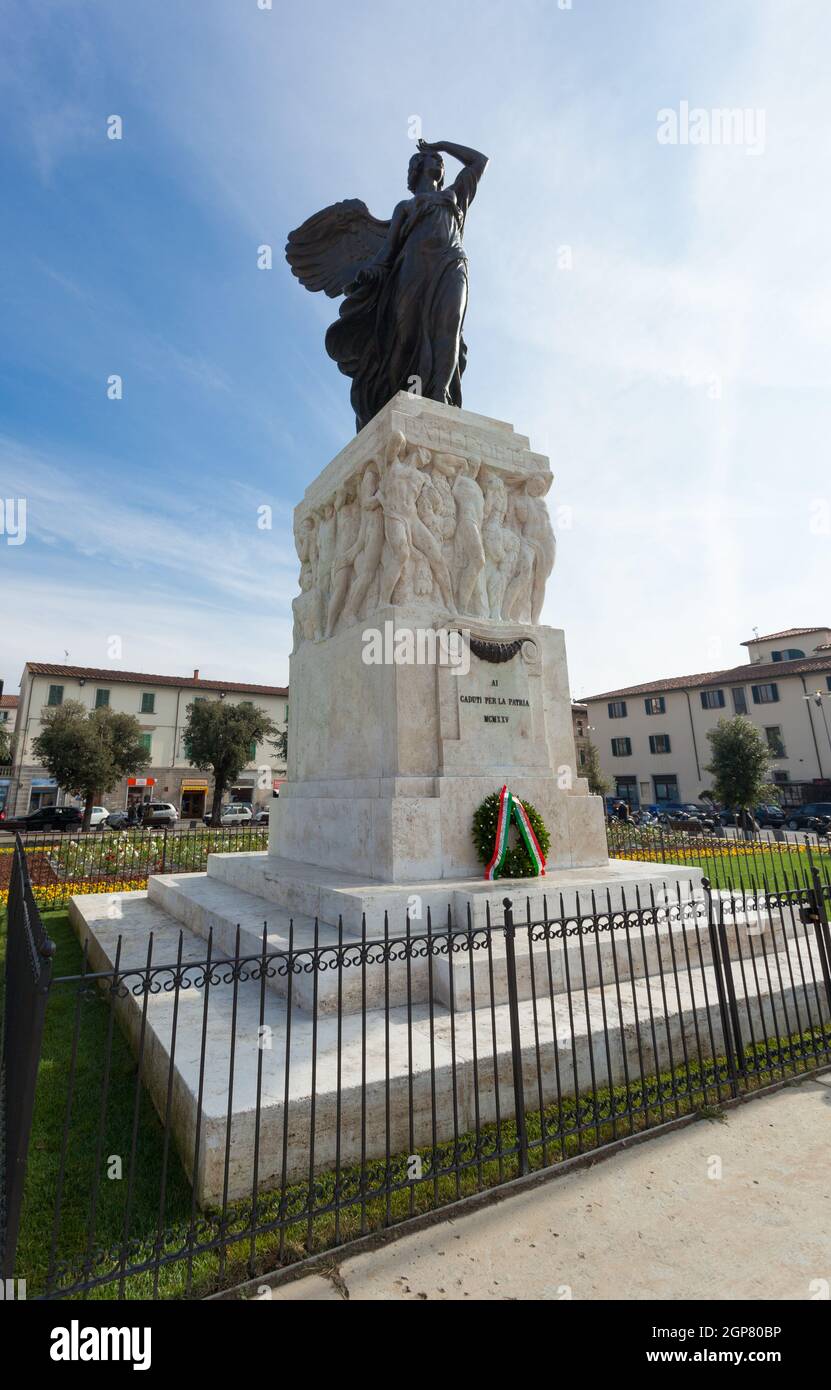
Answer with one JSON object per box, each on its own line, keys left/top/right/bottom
{"left": 285, "top": 137, "right": 489, "bottom": 431}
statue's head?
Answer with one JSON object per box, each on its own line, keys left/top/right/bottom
{"left": 385, "top": 429, "right": 407, "bottom": 466}
{"left": 360, "top": 463, "right": 378, "bottom": 499}
{"left": 407, "top": 150, "right": 445, "bottom": 193}
{"left": 526, "top": 472, "right": 553, "bottom": 498}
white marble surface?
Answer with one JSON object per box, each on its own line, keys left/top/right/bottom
{"left": 272, "top": 607, "right": 608, "bottom": 880}
{"left": 276, "top": 396, "right": 609, "bottom": 883}
{"left": 68, "top": 885, "right": 826, "bottom": 1207}
{"left": 292, "top": 391, "right": 555, "bottom": 645}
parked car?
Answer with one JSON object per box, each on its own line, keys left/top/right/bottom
{"left": 140, "top": 801, "right": 179, "bottom": 827}
{"left": 719, "top": 808, "right": 760, "bottom": 831}
{"left": 754, "top": 804, "right": 786, "bottom": 829}
{"left": 251, "top": 807, "right": 270, "bottom": 825}
{"left": 785, "top": 803, "right": 831, "bottom": 831}
{"left": 657, "top": 804, "right": 718, "bottom": 832}
{"left": 203, "top": 803, "right": 253, "bottom": 827}
{"left": 85, "top": 805, "right": 110, "bottom": 829}
{"left": 103, "top": 809, "right": 131, "bottom": 830}
{"left": 0, "top": 804, "right": 83, "bottom": 832}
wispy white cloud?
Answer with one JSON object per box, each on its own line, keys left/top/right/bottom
{"left": 0, "top": 570, "right": 291, "bottom": 693}
{"left": 0, "top": 436, "right": 298, "bottom": 609}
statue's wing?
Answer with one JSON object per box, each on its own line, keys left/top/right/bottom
{"left": 285, "top": 199, "right": 390, "bottom": 298}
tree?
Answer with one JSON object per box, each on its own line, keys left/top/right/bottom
{"left": 583, "top": 740, "right": 610, "bottom": 797}
{"left": 0, "top": 722, "right": 11, "bottom": 764}
{"left": 274, "top": 723, "right": 288, "bottom": 764}
{"left": 705, "top": 716, "right": 774, "bottom": 836}
{"left": 32, "top": 701, "right": 151, "bottom": 830}
{"left": 182, "top": 700, "right": 279, "bottom": 825}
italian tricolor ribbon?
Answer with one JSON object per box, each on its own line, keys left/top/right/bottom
{"left": 484, "top": 785, "right": 547, "bottom": 880}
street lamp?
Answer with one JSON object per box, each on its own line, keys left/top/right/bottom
{"left": 803, "top": 689, "right": 831, "bottom": 760}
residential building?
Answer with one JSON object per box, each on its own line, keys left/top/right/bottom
{"left": 4, "top": 664, "right": 288, "bottom": 819}
{"left": 0, "top": 695, "right": 19, "bottom": 815}
{"left": 583, "top": 627, "right": 831, "bottom": 809}
{"left": 571, "top": 702, "right": 589, "bottom": 777}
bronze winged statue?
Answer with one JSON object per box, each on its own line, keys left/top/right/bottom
{"left": 285, "top": 139, "right": 489, "bottom": 431}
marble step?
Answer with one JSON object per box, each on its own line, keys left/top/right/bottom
{"left": 204, "top": 849, "right": 706, "bottom": 934}
{"left": 67, "top": 887, "right": 830, "bottom": 1208}
{"left": 147, "top": 872, "right": 430, "bottom": 1015}
{"left": 434, "top": 898, "right": 798, "bottom": 1010}
{"left": 147, "top": 870, "right": 792, "bottom": 1019}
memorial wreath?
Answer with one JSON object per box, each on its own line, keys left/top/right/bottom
{"left": 472, "top": 786, "right": 550, "bottom": 880}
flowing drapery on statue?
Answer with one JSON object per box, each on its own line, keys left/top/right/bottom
{"left": 285, "top": 140, "right": 489, "bottom": 431}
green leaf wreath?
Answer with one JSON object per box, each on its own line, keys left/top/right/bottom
{"left": 471, "top": 791, "right": 551, "bottom": 879}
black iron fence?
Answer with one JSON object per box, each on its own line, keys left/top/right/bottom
{"left": 3, "top": 838, "right": 831, "bottom": 1300}
{"left": 0, "top": 823, "right": 269, "bottom": 910}
{"left": 607, "top": 819, "right": 831, "bottom": 893}
{"left": 0, "top": 838, "right": 55, "bottom": 1278}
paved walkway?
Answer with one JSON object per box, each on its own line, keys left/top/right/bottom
{"left": 257, "top": 1077, "right": 831, "bottom": 1301}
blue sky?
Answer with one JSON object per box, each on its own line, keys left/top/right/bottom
{"left": 1, "top": 0, "right": 829, "bottom": 697}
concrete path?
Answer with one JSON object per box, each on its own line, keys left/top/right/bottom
{"left": 256, "top": 1077, "right": 831, "bottom": 1301}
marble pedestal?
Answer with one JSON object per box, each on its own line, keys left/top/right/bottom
{"left": 272, "top": 391, "right": 608, "bottom": 884}
{"left": 270, "top": 607, "right": 606, "bottom": 880}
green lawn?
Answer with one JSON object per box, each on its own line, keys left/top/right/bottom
{"left": 608, "top": 834, "right": 830, "bottom": 893}
{"left": 4, "top": 907, "right": 830, "bottom": 1300}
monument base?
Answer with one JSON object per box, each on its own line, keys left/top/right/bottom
{"left": 271, "top": 606, "right": 607, "bottom": 882}
{"left": 276, "top": 392, "right": 611, "bottom": 885}
{"left": 67, "top": 848, "right": 819, "bottom": 1209}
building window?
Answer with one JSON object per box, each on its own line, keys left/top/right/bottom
{"left": 731, "top": 688, "right": 747, "bottom": 715}
{"left": 140, "top": 692, "right": 155, "bottom": 714}
{"left": 608, "top": 700, "right": 627, "bottom": 719}
{"left": 611, "top": 737, "right": 632, "bottom": 757}
{"left": 615, "top": 776, "right": 638, "bottom": 806}
{"left": 649, "top": 734, "right": 671, "bottom": 754}
{"left": 752, "top": 683, "right": 779, "bottom": 705}
{"left": 578, "top": 748, "right": 586, "bottom": 768}
{"left": 826, "top": 677, "right": 831, "bottom": 692}
{"left": 140, "top": 733, "right": 152, "bottom": 756}
{"left": 700, "top": 690, "right": 725, "bottom": 710}
{"left": 95, "top": 688, "right": 110, "bottom": 708}
{"left": 576, "top": 720, "right": 584, "bottom": 736}
{"left": 248, "top": 741, "right": 257, "bottom": 761}
{"left": 653, "top": 775, "right": 679, "bottom": 803}
{"left": 772, "top": 770, "right": 790, "bottom": 784}
{"left": 765, "top": 726, "right": 786, "bottom": 758}
{"left": 644, "top": 696, "right": 666, "bottom": 715}
{"left": 47, "top": 684, "right": 64, "bottom": 707}
{"left": 771, "top": 649, "right": 804, "bottom": 661}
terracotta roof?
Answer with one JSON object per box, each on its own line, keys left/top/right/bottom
{"left": 741, "top": 626, "right": 829, "bottom": 645}
{"left": 584, "top": 653, "right": 831, "bottom": 703}
{"left": 0, "top": 695, "right": 18, "bottom": 708}
{"left": 571, "top": 702, "right": 588, "bottom": 714}
{"left": 24, "top": 663, "right": 288, "bottom": 697}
